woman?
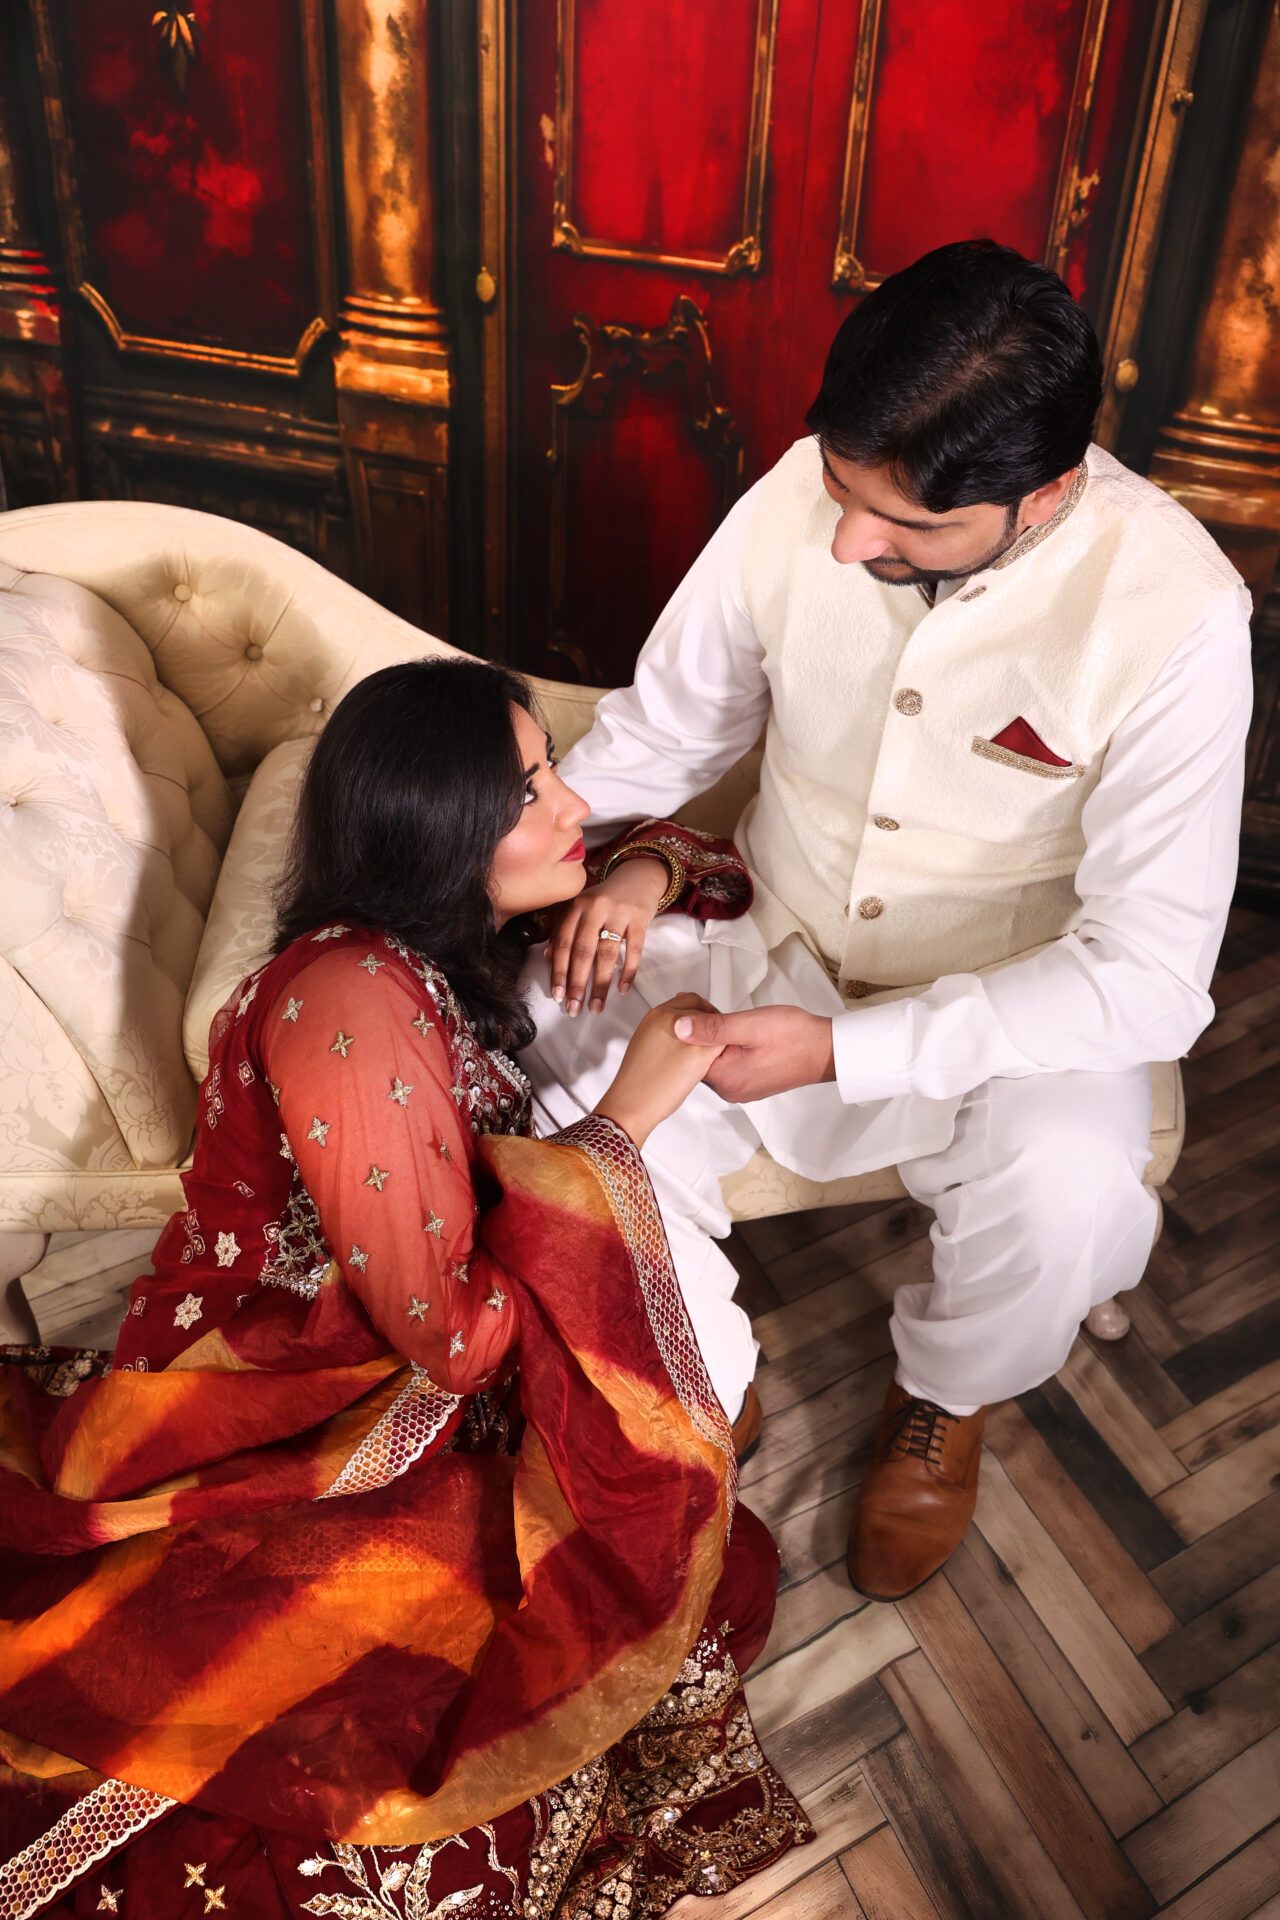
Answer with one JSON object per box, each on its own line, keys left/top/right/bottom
{"left": 0, "top": 660, "right": 811, "bottom": 1918}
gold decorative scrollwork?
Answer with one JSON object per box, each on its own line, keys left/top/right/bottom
{"left": 831, "top": 0, "right": 1114, "bottom": 293}
{"left": 552, "top": 0, "right": 779, "bottom": 276}
{"left": 546, "top": 295, "right": 745, "bottom": 680}
{"left": 151, "top": 6, "right": 203, "bottom": 97}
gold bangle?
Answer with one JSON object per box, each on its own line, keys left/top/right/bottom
{"left": 601, "top": 839, "right": 686, "bottom": 912}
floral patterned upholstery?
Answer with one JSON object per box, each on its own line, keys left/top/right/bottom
{"left": 0, "top": 501, "right": 1185, "bottom": 1233}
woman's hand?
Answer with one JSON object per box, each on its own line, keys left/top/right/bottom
{"left": 593, "top": 993, "right": 725, "bottom": 1147}
{"left": 545, "top": 856, "right": 669, "bottom": 1015}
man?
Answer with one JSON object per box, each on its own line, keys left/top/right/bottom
{"left": 522, "top": 240, "right": 1252, "bottom": 1601}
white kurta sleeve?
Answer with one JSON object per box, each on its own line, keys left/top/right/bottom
{"left": 559, "top": 480, "right": 772, "bottom": 839}
{"left": 831, "top": 584, "right": 1255, "bottom": 1104}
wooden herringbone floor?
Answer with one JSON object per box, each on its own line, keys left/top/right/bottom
{"left": 724, "top": 903, "right": 1280, "bottom": 1920}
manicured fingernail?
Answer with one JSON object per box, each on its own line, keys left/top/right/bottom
{"left": 551, "top": 984, "right": 564, "bottom": 1003}
{"left": 590, "top": 997, "right": 603, "bottom": 1013}
{"left": 619, "top": 980, "right": 631, "bottom": 994}
{"left": 674, "top": 1017, "right": 693, "bottom": 1039}
{"left": 567, "top": 1000, "right": 580, "bottom": 1016}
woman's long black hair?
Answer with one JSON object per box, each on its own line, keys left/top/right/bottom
{"left": 273, "top": 656, "right": 542, "bottom": 1051}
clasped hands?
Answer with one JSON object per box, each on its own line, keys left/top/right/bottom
{"left": 547, "top": 863, "right": 835, "bottom": 1105}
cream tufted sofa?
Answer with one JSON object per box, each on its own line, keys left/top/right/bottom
{"left": 0, "top": 502, "right": 1184, "bottom": 1288}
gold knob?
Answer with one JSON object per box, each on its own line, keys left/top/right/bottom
{"left": 475, "top": 267, "right": 497, "bottom": 306}
{"left": 1170, "top": 88, "right": 1194, "bottom": 110}
{"left": 1113, "top": 358, "right": 1140, "bottom": 394}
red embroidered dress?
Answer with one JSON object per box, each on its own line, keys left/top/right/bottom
{"left": 0, "top": 829, "right": 807, "bottom": 1919}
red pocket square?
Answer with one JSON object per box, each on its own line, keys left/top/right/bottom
{"left": 989, "top": 716, "right": 1072, "bottom": 768}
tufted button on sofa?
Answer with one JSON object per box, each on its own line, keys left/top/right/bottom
{"left": 0, "top": 503, "right": 1182, "bottom": 1331}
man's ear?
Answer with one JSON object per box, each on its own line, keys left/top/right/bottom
{"left": 1018, "top": 468, "right": 1076, "bottom": 530}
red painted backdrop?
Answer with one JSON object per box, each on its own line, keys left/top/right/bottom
{"left": 58, "top": 0, "right": 319, "bottom": 359}
{"left": 513, "top": 0, "right": 1161, "bottom": 685}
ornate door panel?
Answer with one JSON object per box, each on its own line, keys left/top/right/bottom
{"left": 507, "top": 0, "right": 1198, "bottom": 686}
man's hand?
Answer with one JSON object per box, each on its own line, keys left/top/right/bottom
{"left": 673, "top": 1005, "right": 836, "bottom": 1102}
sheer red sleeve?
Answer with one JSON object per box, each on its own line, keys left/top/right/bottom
{"left": 262, "top": 950, "right": 518, "bottom": 1394}
{"left": 586, "top": 818, "right": 753, "bottom": 920}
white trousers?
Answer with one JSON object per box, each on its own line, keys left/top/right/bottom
{"left": 522, "top": 953, "right": 1158, "bottom": 1419}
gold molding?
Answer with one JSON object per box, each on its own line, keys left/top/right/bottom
{"left": 830, "top": 0, "right": 884, "bottom": 292}
{"left": 546, "top": 296, "right": 744, "bottom": 679}
{"left": 28, "top": 0, "right": 334, "bottom": 378}
{"left": 1094, "top": 0, "right": 1211, "bottom": 447}
{"left": 831, "top": 0, "right": 1115, "bottom": 293}
{"left": 1044, "top": 0, "right": 1114, "bottom": 276}
{"left": 552, "top": 0, "right": 779, "bottom": 276}
{"left": 479, "top": 0, "right": 512, "bottom": 656}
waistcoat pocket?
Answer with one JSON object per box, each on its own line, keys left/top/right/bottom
{"left": 970, "top": 735, "right": 1086, "bottom": 781}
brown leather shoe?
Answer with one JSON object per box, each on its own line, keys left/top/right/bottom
{"left": 731, "top": 1383, "right": 763, "bottom": 1464}
{"left": 846, "top": 1382, "right": 985, "bottom": 1601}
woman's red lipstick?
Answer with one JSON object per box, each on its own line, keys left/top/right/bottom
{"left": 561, "top": 836, "right": 586, "bottom": 863}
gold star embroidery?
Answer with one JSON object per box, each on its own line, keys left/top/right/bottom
{"left": 280, "top": 1132, "right": 294, "bottom": 1161}
{"left": 412, "top": 1010, "right": 431, "bottom": 1037}
{"left": 389, "top": 1077, "right": 413, "bottom": 1107}
{"left": 423, "top": 1212, "right": 444, "bottom": 1238}
{"left": 486, "top": 1288, "right": 507, "bottom": 1312}
{"left": 330, "top": 1031, "right": 354, "bottom": 1057}
{"left": 448, "top": 1258, "right": 470, "bottom": 1286}
{"left": 203, "top": 1890, "right": 226, "bottom": 1914}
{"left": 312, "top": 923, "right": 350, "bottom": 941}
{"left": 365, "top": 1165, "right": 389, "bottom": 1192}
{"left": 174, "top": 1292, "right": 203, "bottom": 1330}
{"left": 436, "top": 1137, "right": 452, "bottom": 1163}
{"left": 349, "top": 1245, "right": 369, "bottom": 1272}
{"left": 358, "top": 952, "right": 385, "bottom": 975}
{"left": 97, "top": 1888, "right": 121, "bottom": 1913}
{"left": 407, "top": 1295, "right": 429, "bottom": 1322}
{"left": 450, "top": 1082, "right": 467, "bottom": 1106}
{"left": 184, "top": 1864, "right": 207, "bottom": 1888}
{"left": 214, "top": 1231, "right": 240, "bottom": 1268}
{"left": 450, "top": 1330, "right": 465, "bottom": 1356}
{"left": 307, "top": 1116, "right": 330, "bottom": 1146}
{"left": 282, "top": 997, "right": 303, "bottom": 1022}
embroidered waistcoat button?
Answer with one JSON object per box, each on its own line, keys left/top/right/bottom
{"left": 893, "top": 688, "right": 923, "bottom": 716}
{"left": 857, "top": 896, "right": 884, "bottom": 920}
{"left": 872, "top": 815, "right": 900, "bottom": 831}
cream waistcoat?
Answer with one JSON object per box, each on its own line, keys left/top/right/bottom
{"left": 737, "top": 439, "right": 1241, "bottom": 995}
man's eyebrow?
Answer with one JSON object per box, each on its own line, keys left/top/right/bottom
{"left": 821, "top": 452, "right": 958, "bottom": 532}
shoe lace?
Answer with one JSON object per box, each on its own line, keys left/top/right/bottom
{"left": 880, "top": 1395, "right": 956, "bottom": 1467}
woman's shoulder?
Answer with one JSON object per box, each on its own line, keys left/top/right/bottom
{"left": 267, "top": 927, "right": 447, "bottom": 1023}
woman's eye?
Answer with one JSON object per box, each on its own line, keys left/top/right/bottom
{"left": 523, "top": 781, "right": 537, "bottom": 806}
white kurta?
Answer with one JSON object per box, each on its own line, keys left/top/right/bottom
{"left": 524, "top": 458, "right": 1253, "bottom": 1415}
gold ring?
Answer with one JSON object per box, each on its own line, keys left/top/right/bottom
{"left": 597, "top": 929, "right": 623, "bottom": 943}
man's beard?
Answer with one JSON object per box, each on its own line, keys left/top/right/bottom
{"left": 861, "top": 504, "right": 1021, "bottom": 587}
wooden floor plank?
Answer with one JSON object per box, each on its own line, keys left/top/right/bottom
{"left": 1162, "top": 1295, "right": 1280, "bottom": 1404}
{"left": 881, "top": 1651, "right": 1091, "bottom": 1920}
{"left": 744, "top": 1606, "right": 916, "bottom": 1741}
{"left": 1121, "top": 1728, "right": 1280, "bottom": 1903}
{"left": 1158, "top": 1355, "right": 1280, "bottom": 1456}
{"left": 895, "top": 1579, "right": 1155, "bottom": 1920}
{"left": 1170, "top": 1248, "right": 1280, "bottom": 1342}
{"left": 1140, "top": 1561, "right": 1280, "bottom": 1703}
{"left": 1129, "top": 1641, "right": 1280, "bottom": 1800}
{"left": 753, "top": 1567, "right": 872, "bottom": 1679}
{"left": 1155, "top": 1424, "right": 1280, "bottom": 1542}
{"left": 1080, "top": 1322, "right": 1192, "bottom": 1428}
{"left": 971, "top": 1449, "right": 1172, "bottom": 1741}
{"left": 738, "top": 1858, "right": 866, "bottom": 1920}
{"left": 764, "top": 1204, "right": 933, "bottom": 1304}
{"left": 1149, "top": 1487, "right": 1280, "bottom": 1621}
{"left": 760, "top": 1673, "right": 902, "bottom": 1803}
{"left": 839, "top": 1826, "right": 942, "bottom": 1920}
{"left": 985, "top": 1400, "right": 1180, "bottom": 1650}
{"left": 860, "top": 1730, "right": 1009, "bottom": 1920}
{"left": 1146, "top": 1820, "right": 1280, "bottom": 1920}
{"left": 1055, "top": 1339, "right": 1188, "bottom": 1496}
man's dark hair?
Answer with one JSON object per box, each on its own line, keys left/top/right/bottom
{"left": 805, "top": 239, "right": 1103, "bottom": 512}
{"left": 274, "top": 656, "right": 541, "bottom": 1051}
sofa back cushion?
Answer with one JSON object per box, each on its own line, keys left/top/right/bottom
{"left": 0, "top": 565, "right": 232, "bottom": 1169}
